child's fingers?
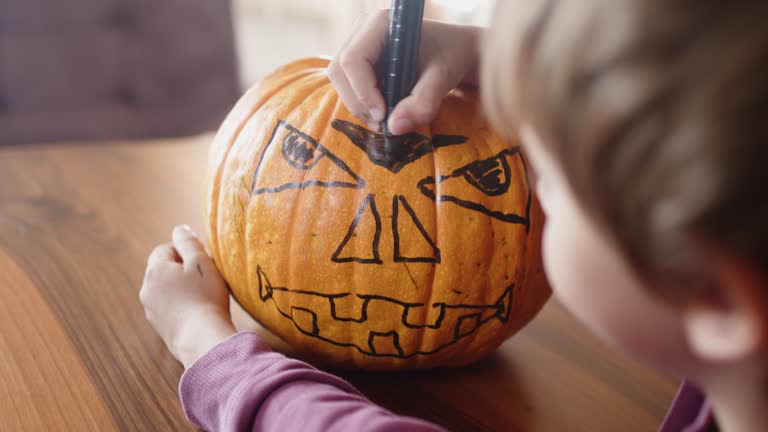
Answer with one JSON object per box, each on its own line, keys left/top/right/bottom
{"left": 342, "top": 57, "right": 385, "bottom": 123}
{"left": 329, "top": 10, "right": 387, "bottom": 125}
{"left": 338, "top": 12, "right": 387, "bottom": 122}
{"left": 144, "top": 243, "right": 180, "bottom": 286}
{"left": 328, "top": 65, "right": 373, "bottom": 123}
{"left": 329, "top": 14, "right": 372, "bottom": 122}
{"left": 172, "top": 225, "right": 207, "bottom": 269}
{"left": 147, "top": 243, "right": 180, "bottom": 267}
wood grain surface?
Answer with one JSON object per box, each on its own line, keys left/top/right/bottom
{"left": 0, "top": 135, "right": 679, "bottom": 431}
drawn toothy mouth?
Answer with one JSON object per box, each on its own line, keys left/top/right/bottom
{"left": 255, "top": 266, "right": 513, "bottom": 358}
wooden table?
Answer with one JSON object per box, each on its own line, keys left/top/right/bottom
{"left": 0, "top": 135, "right": 679, "bottom": 431}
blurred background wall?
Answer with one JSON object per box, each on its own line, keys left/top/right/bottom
{"left": 232, "top": 0, "right": 493, "bottom": 87}
{"left": 0, "top": 0, "right": 242, "bottom": 145}
{"left": 0, "top": 0, "right": 492, "bottom": 145}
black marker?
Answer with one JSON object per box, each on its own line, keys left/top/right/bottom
{"left": 381, "top": 0, "right": 425, "bottom": 136}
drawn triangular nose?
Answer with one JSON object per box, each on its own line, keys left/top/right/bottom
{"left": 392, "top": 195, "right": 440, "bottom": 263}
{"left": 332, "top": 194, "right": 383, "bottom": 264}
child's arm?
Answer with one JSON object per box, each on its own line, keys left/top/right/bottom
{"left": 140, "top": 226, "right": 444, "bottom": 432}
{"left": 179, "top": 332, "right": 442, "bottom": 431}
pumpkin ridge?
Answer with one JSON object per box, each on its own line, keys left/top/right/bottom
{"left": 209, "top": 67, "right": 318, "bottom": 272}
{"left": 242, "top": 73, "right": 331, "bottom": 313}
{"left": 237, "top": 71, "right": 330, "bottom": 310}
{"left": 419, "top": 119, "right": 436, "bottom": 359}
{"left": 331, "top": 94, "right": 361, "bottom": 362}
{"left": 286, "top": 83, "right": 339, "bottom": 306}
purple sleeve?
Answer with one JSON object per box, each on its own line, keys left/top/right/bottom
{"left": 179, "top": 331, "right": 445, "bottom": 432}
{"left": 659, "top": 380, "right": 715, "bottom": 432}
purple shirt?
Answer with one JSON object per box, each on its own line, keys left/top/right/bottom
{"left": 660, "top": 380, "right": 717, "bottom": 432}
{"left": 180, "top": 332, "right": 443, "bottom": 431}
{"left": 180, "top": 331, "right": 716, "bottom": 431}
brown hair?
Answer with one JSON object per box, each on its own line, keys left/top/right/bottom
{"left": 482, "top": 0, "right": 768, "bottom": 298}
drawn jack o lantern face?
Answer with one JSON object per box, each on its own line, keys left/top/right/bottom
{"left": 206, "top": 58, "right": 550, "bottom": 370}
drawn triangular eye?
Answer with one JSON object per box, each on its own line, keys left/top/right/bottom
{"left": 282, "top": 127, "right": 322, "bottom": 169}
{"left": 462, "top": 155, "right": 510, "bottom": 196}
{"left": 251, "top": 120, "right": 365, "bottom": 194}
{"left": 417, "top": 148, "right": 531, "bottom": 227}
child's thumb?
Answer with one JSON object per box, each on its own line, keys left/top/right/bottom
{"left": 387, "top": 67, "right": 454, "bottom": 135}
{"left": 172, "top": 225, "right": 206, "bottom": 266}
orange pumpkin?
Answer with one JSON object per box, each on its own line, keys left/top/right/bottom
{"left": 205, "top": 58, "right": 550, "bottom": 370}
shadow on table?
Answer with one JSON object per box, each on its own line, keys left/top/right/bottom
{"left": 334, "top": 352, "right": 530, "bottom": 432}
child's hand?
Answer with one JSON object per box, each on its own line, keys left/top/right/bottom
{"left": 140, "top": 225, "right": 236, "bottom": 368}
{"left": 329, "top": 9, "right": 481, "bottom": 135}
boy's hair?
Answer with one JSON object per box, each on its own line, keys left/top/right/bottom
{"left": 482, "top": 0, "right": 768, "bottom": 298}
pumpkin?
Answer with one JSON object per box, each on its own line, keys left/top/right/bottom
{"left": 205, "top": 58, "right": 550, "bottom": 370}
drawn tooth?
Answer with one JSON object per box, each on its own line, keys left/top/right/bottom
{"left": 290, "top": 307, "right": 319, "bottom": 336}
{"left": 402, "top": 303, "right": 445, "bottom": 329}
{"left": 454, "top": 313, "right": 482, "bottom": 340}
{"left": 367, "top": 331, "right": 404, "bottom": 357}
{"left": 329, "top": 295, "right": 368, "bottom": 322}
{"left": 492, "top": 285, "right": 514, "bottom": 323}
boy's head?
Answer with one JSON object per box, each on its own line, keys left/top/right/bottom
{"left": 482, "top": 0, "right": 768, "bottom": 374}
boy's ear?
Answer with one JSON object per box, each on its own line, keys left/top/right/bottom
{"left": 681, "top": 255, "right": 768, "bottom": 363}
